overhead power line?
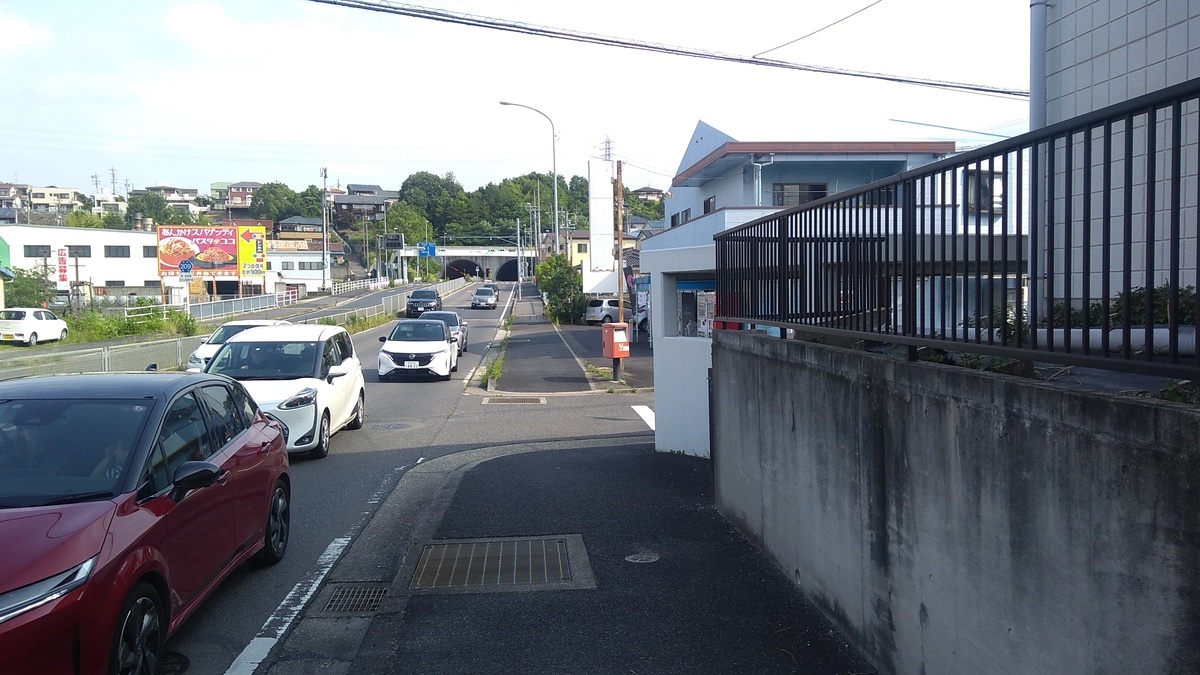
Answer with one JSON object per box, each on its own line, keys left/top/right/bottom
{"left": 754, "top": 0, "right": 887, "bottom": 58}
{"left": 306, "top": 0, "right": 1029, "bottom": 99}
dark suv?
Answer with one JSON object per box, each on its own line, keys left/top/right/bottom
{"left": 406, "top": 288, "right": 442, "bottom": 317}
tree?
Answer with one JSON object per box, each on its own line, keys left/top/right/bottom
{"left": 5, "top": 265, "right": 54, "bottom": 307}
{"left": 250, "top": 182, "right": 301, "bottom": 223}
{"left": 64, "top": 211, "right": 105, "bottom": 228}
{"left": 78, "top": 195, "right": 95, "bottom": 212}
{"left": 125, "top": 193, "right": 171, "bottom": 226}
{"left": 102, "top": 212, "right": 130, "bottom": 229}
{"left": 297, "top": 185, "right": 323, "bottom": 218}
{"left": 535, "top": 254, "right": 586, "bottom": 323}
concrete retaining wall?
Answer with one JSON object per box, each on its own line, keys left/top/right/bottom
{"left": 711, "top": 331, "right": 1200, "bottom": 674}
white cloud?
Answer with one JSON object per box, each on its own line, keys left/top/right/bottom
{"left": 0, "top": 8, "right": 51, "bottom": 54}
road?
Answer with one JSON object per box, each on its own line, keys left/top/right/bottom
{"left": 163, "top": 282, "right": 492, "bottom": 674}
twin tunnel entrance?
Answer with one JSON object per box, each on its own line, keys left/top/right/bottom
{"left": 444, "top": 258, "right": 521, "bottom": 282}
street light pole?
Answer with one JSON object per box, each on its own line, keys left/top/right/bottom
{"left": 500, "top": 101, "right": 559, "bottom": 257}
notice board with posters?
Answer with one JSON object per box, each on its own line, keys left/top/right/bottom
{"left": 157, "top": 225, "right": 266, "bottom": 278}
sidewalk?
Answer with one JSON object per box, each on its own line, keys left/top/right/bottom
{"left": 260, "top": 285, "right": 876, "bottom": 675}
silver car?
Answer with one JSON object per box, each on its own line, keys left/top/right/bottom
{"left": 420, "top": 310, "right": 469, "bottom": 355}
{"left": 471, "top": 287, "right": 497, "bottom": 309}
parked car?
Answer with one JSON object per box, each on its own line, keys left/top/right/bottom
{"left": 186, "top": 319, "right": 292, "bottom": 372}
{"left": 377, "top": 319, "right": 459, "bottom": 381}
{"left": 0, "top": 308, "right": 68, "bottom": 346}
{"left": 420, "top": 310, "right": 469, "bottom": 355}
{"left": 0, "top": 371, "right": 290, "bottom": 674}
{"left": 470, "top": 287, "right": 497, "bottom": 309}
{"left": 634, "top": 304, "right": 650, "bottom": 332}
{"left": 204, "top": 324, "right": 365, "bottom": 459}
{"left": 585, "top": 298, "right": 632, "bottom": 325}
{"left": 406, "top": 288, "right": 442, "bottom": 317}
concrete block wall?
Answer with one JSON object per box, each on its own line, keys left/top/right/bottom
{"left": 711, "top": 330, "right": 1200, "bottom": 674}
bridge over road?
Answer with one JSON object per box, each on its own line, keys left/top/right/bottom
{"left": 391, "top": 246, "right": 537, "bottom": 281}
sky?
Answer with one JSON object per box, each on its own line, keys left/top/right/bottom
{"left": 0, "top": 0, "right": 1031, "bottom": 197}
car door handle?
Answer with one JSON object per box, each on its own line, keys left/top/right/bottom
{"left": 259, "top": 440, "right": 272, "bottom": 454}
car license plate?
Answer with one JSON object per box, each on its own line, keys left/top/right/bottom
{"left": 404, "top": 361, "right": 419, "bottom": 368}
{"left": 1, "top": 334, "right": 14, "bottom": 340}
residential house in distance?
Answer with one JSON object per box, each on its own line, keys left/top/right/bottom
{"left": 0, "top": 184, "right": 31, "bottom": 210}
{"left": 346, "top": 184, "right": 381, "bottom": 196}
{"left": 28, "top": 186, "right": 86, "bottom": 213}
{"left": 277, "top": 216, "right": 324, "bottom": 240}
{"left": 631, "top": 186, "right": 664, "bottom": 202}
{"left": 91, "top": 191, "right": 127, "bottom": 218}
{"left": 640, "top": 122, "right": 954, "bottom": 456}
{"left": 130, "top": 185, "right": 203, "bottom": 217}
{"left": 210, "top": 182, "right": 232, "bottom": 211}
{"left": 227, "top": 182, "right": 262, "bottom": 218}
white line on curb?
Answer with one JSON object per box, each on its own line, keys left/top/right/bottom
{"left": 632, "top": 405, "right": 655, "bottom": 430}
{"left": 223, "top": 535, "right": 352, "bottom": 675}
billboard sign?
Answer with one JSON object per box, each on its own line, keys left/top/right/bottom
{"left": 157, "top": 225, "right": 267, "bottom": 278}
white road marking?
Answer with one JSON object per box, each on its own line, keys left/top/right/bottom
{"left": 224, "top": 535, "right": 352, "bottom": 675}
{"left": 632, "top": 405, "right": 655, "bottom": 430}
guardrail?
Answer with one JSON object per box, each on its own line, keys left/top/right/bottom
{"left": 3, "top": 279, "right": 469, "bottom": 379}
{"left": 121, "top": 290, "right": 302, "bottom": 323}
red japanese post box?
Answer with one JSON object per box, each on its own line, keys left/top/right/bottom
{"left": 602, "top": 322, "right": 630, "bottom": 358}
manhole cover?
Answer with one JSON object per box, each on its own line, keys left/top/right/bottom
{"left": 406, "top": 535, "right": 595, "bottom": 594}
{"left": 368, "top": 422, "right": 409, "bottom": 430}
{"left": 625, "top": 553, "right": 659, "bottom": 564}
{"left": 322, "top": 584, "right": 388, "bottom": 613}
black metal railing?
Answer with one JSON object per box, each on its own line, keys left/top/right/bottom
{"left": 715, "top": 77, "right": 1200, "bottom": 379}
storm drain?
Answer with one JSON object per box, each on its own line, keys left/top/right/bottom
{"left": 322, "top": 584, "right": 388, "bottom": 613}
{"left": 407, "top": 535, "right": 595, "bottom": 594}
{"left": 482, "top": 397, "right": 546, "bottom": 405}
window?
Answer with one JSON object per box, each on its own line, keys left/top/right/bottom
{"left": 105, "top": 245, "right": 130, "bottom": 258}
{"left": 772, "top": 183, "right": 828, "bottom": 207}
{"left": 266, "top": 262, "right": 272, "bottom": 271}
{"left": 143, "top": 246, "right": 157, "bottom": 257}
{"left": 66, "top": 245, "right": 91, "bottom": 258}
{"left": 576, "top": 243, "right": 588, "bottom": 254}
{"left": 24, "top": 245, "right": 51, "bottom": 258}
{"left": 965, "top": 170, "right": 1004, "bottom": 214}
{"left": 282, "top": 262, "right": 294, "bottom": 270}
{"left": 299, "top": 262, "right": 322, "bottom": 270}
{"left": 144, "top": 280, "right": 161, "bottom": 288}
{"left": 198, "top": 385, "right": 249, "bottom": 448}
{"left": 105, "top": 280, "right": 125, "bottom": 287}
{"left": 703, "top": 196, "right": 716, "bottom": 214}
{"left": 336, "top": 331, "right": 355, "bottom": 361}
{"left": 154, "top": 392, "right": 215, "bottom": 483}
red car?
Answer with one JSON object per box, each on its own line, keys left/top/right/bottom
{"left": 0, "top": 372, "right": 290, "bottom": 674}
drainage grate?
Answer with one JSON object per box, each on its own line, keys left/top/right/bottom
{"left": 322, "top": 585, "right": 388, "bottom": 613}
{"left": 407, "top": 535, "right": 596, "bottom": 593}
{"left": 482, "top": 397, "right": 546, "bottom": 405}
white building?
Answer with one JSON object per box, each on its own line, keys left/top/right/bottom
{"left": 265, "top": 239, "right": 339, "bottom": 294}
{"left": 0, "top": 223, "right": 182, "bottom": 299}
{"left": 641, "top": 129, "right": 954, "bottom": 457}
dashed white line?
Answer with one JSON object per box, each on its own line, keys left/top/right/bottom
{"left": 632, "top": 405, "right": 655, "bottom": 430}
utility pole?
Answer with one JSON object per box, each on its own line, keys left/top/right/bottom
{"left": 321, "top": 167, "right": 328, "bottom": 292}
{"left": 109, "top": 167, "right": 118, "bottom": 195}
{"left": 613, "top": 160, "right": 625, "bottom": 382}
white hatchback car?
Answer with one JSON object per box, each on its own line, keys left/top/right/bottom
{"left": 186, "top": 319, "right": 292, "bottom": 372}
{"left": 377, "top": 319, "right": 459, "bottom": 381}
{"left": 204, "top": 324, "right": 365, "bottom": 458}
{"left": 0, "top": 308, "right": 68, "bottom": 346}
